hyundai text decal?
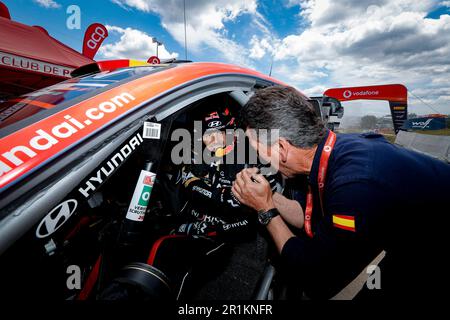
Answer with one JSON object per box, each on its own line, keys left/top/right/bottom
{"left": 78, "top": 132, "right": 144, "bottom": 198}
{"left": 36, "top": 199, "right": 78, "bottom": 238}
{"left": 0, "top": 92, "right": 136, "bottom": 186}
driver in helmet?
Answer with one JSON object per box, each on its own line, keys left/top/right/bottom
{"left": 143, "top": 105, "right": 282, "bottom": 299}
{"left": 173, "top": 105, "right": 276, "bottom": 237}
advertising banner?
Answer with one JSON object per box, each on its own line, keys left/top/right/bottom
{"left": 403, "top": 117, "right": 446, "bottom": 130}
{"left": 82, "top": 23, "right": 108, "bottom": 59}
{"left": 324, "top": 84, "right": 408, "bottom": 133}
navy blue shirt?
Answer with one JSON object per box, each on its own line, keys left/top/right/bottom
{"left": 281, "top": 130, "right": 450, "bottom": 299}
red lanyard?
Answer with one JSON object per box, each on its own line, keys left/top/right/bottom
{"left": 304, "top": 131, "right": 336, "bottom": 238}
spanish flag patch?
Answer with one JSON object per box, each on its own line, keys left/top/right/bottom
{"left": 332, "top": 215, "right": 356, "bottom": 232}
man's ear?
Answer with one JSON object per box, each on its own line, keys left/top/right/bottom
{"left": 278, "top": 138, "right": 291, "bottom": 163}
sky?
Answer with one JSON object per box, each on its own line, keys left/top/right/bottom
{"left": 3, "top": 0, "right": 450, "bottom": 117}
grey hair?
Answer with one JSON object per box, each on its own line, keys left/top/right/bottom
{"left": 238, "top": 86, "right": 326, "bottom": 148}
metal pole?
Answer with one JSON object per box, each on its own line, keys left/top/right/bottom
{"left": 269, "top": 55, "right": 274, "bottom": 77}
{"left": 156, "top": 44, "right": 159, "bottom": 58}
{"left": 184, "top": 0, "right": 188, "bottom": 60}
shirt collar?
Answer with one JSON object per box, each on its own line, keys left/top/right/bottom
{"left": 308, "top": 130, "right": 330, "bottom": 187}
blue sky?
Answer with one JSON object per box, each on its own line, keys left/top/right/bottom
{"left": 3, "top": 0, "right": 450, "bottom": 117}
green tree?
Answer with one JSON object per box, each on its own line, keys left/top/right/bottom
{"left": 360, "top": 115, "right": 377, "bottom": 129}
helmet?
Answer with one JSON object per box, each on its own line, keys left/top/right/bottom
{"left": 201, "top": 107, "right": 235, "bottom": 131}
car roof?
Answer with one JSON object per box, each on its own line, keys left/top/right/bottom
{"left": 0, "top": 64, "right": 172, "bottom": 133}
{"left": 0, "top": 62, "right": 285, "bottom": 191}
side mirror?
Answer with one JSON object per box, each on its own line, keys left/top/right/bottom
{"left": 323, "top": 97, "right": 344, "bottom": 119}
{"left": 307, "top": 99, "right": 322, "bottom": 118}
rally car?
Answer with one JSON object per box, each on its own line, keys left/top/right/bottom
{"left": 0, "top": 61, "right": 312, "bottom": 300}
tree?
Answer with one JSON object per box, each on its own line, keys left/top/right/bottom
{"left": 360, "top": 115, "right": 377, "bottom": 129}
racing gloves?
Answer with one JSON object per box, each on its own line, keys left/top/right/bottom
{"left": 175, "top": 221, "right": 214, "bottom": 236}
{"left": 174, "top": 214, "right": 251, "bottom": 237}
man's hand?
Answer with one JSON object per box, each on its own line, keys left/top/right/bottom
{"left": 232, "top": 167, "right": 275, "bottom": 212}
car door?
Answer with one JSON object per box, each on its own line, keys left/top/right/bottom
{"left": 0, "top": 71, "right": 272, "bottom": 300}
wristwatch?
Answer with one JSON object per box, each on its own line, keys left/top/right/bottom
{"left": 257, "top": 208, "right": 279, "bottom": 226}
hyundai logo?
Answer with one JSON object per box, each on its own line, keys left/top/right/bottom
{"left": 208, "top": 121, "right": 222, "bottom": 128}
{"left": 36, "top": 199, "right": 78, "bottom": 238}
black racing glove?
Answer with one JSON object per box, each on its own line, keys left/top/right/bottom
{"left": 221, "top": 186, "right": 242, "bottom": 208}
{"left": 174, "top": 216, "right": 251, "bottom": 237}
{"left": 174, "top": 221, "right": 215, "bottom": 236}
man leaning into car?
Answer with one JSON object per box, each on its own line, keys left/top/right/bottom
{"left": 232, "top": 85, "right": 450, "bottom": 300}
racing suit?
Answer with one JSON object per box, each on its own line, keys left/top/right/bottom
{"left": 174, "top": 157, "right": 252, "bottom": 237}
{"left": 146, "top": 147, "right": 280, "bottom": 298}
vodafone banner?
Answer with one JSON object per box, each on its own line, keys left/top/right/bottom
{"left": 324, "top": 84, "right": 408, "bottom": 133}
{"left": 82, "top": 23, "right": 108, "bottom": 59}
{"left": 324, "top": 84, "right": 407, "bottom": 102}
{"left": 0, "top": 51, "right": 73, "bottom": 78}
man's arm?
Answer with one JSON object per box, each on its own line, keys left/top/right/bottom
{"left": 272, "top": 192, "right": 304, "bottom": 228}
{"left": 232, "top": 168, "right": 390, "bottom": 298}
{"left": 265, "top": 215, "right": 296, "bottom": 253}
{"left": 231, "top": 168, "right": 296, "bottom": 252}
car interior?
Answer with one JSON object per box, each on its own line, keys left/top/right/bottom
{"left": 0, "top": 89, "right": 301, "bottom": 300}
{"left": 84, "top": 91, "right": 277, "bottom": 300}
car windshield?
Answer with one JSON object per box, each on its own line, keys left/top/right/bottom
{"left": 0, "top": 66, "right": 166, "bottom": 134}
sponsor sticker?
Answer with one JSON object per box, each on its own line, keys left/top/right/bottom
{"left": 126, "top": 170, "right": 156, "bottom": 221}
{"left": 143, "top": 122, "right": 161, "bottom": 139}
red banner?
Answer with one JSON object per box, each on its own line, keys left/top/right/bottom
{"left": 0, "top": 2, "right": 11, "bottom": 20}
{"left": 324, "top": 84, "right": 407, "bottom": 102}
{"left": 82, "top": 23, "right": 108, "bottom": 60}
{"left": 147, "top": 56, "right": 160, "bottom": 64}
{"left": 324, "top": 84, "right": 408, "bottom": 133}
{"left": 0, "top": 51, "right": 73, "bottom": 77}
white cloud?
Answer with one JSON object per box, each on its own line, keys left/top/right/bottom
{"left": 33, "top": 0, "right": 61, "bottom": 8}
{"left": 302, "top": 84, "right": 328, "bottom": 97}
{"left": 271, "top": 0, "right": 450, "bottom": 115}
{"left": 441, "top": 1, "right": 450, "bottom": 8}
{"left": 112, "top": 0, "right": 264, "bottom": 66}
{"left": 109, "top": 0, "right": 450, "bottom": 115}
{"left": 249, "top": 35, "right": 276, "bottom": 59}
{"left": 98, "top": 25, "right": 178, "bottom": 60}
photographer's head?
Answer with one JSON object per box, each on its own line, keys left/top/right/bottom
{"left": 239, "top": 86, "right": 326, "bottom": 177}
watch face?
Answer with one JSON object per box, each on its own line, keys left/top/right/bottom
{"left": 258, "top": 212, "right": 270, "bottom": 225}
{"left": 258, "top": 214, "right": 265, "bottom": 225}
{"left": 258, "top": 209, "right": 278, "bottom": 225}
